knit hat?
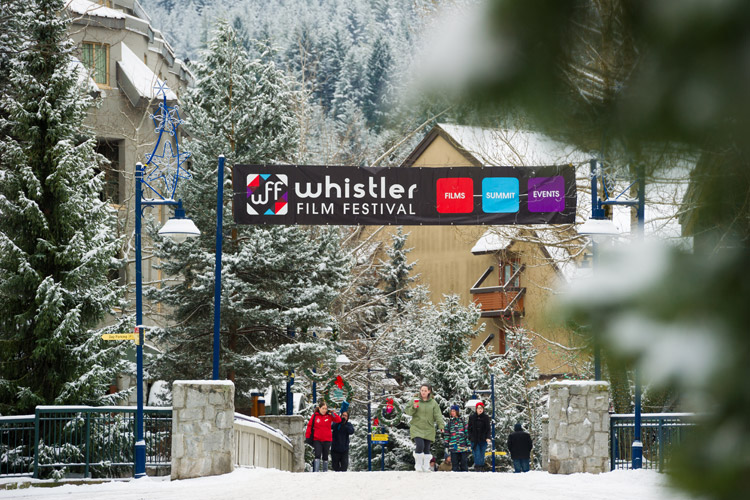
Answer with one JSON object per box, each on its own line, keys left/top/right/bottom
{"left": 475, "top": 401, "right": 485, "bottom": 408}
{"left": 450, "top": 404, "right": 460, "bottom": 413}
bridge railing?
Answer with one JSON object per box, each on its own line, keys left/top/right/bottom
{"left": 610, "top": 413, "right": 696, "bottom": 471}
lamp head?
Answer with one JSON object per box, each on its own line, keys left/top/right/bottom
{"left": 158, "top": 201, "right": 200, "bottom": 242}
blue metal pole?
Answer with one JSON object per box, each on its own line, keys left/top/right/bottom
{"left": 286, "top": 325, "right": 295, "bottom": 415}
{"left": 367, "top": 369, "right": 372, "bottom": 471}
{"left": 491, "top": 374, "right": 496, "bottom": 472}
{"left": 134, "top": 165, "right": 146, "bottom": 478}
{"left": 590, "top": 159, "right": 602, "bottom": 381}
{"left": 632, "top": 164, "right": 646, "bottom": 469}
{"left": 312, "top": 331, "right": 317, "bottom": 403}
{"left": 212, "top": 156, "right": 225, "bottom": 380}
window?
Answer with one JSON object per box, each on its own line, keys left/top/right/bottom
{"left": 81, "top": 42, "right": 109, "bottom": 86}
{"left": 500, "top": 257, "right": 521, "bottom": 288}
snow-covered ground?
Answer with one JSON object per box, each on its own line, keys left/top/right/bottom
{"left": 0, "top": 468, "right": 697, "bottom": 500}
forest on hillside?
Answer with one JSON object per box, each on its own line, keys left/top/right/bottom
{"left": 141, "top": 0, "right": 470, "bottom": 166}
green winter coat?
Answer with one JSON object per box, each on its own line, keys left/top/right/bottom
{"left": 405, "top": 394, "right": 445, "bottom": 441}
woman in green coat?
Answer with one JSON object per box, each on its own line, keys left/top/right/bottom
{"left": 405, "top": 384, "right": 445, "bottom": 472}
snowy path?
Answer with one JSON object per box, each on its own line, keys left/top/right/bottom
{"left": 0, "top": 468, "right": 696, "bottom": 500}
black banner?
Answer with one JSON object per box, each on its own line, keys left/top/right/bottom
{"left": 233, "top": 164, "right": 576, "bottom": 226}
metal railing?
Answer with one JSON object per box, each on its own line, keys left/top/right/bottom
{"left": 1, "top": 406, "right": 172, "bottom": 479}
{"left": 0, "top": 415, "right": 35, "bottom": 476}
{"left": 610, "top": 413, "right": 695, "bottom": 471}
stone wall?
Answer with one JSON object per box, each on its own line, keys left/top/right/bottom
{"left": 258, "top": 415, "right": 306, "bottom": 472}
{"left": 171, "top": 380, "right": 235, "bottom": 480}
{"left": 547, "top": 381, "right": 610, "bottom": 474}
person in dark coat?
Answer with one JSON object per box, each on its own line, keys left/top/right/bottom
{"left": 507, "top": 422, "right": 533, "bottom": 473}
{"left": 331, "top": 410, "right": 354, "bottom": 471}
{"left": 467, "top": 401, "right": 492, "bottom": 471}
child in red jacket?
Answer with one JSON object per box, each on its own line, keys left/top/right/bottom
{"left": 306, "top": 399, "right": 341, "bottom": 471}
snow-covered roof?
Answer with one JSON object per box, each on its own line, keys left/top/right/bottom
{"left": 117, "top": 42, "right": 178, "bottom": 106}
{"left": 435, "top": 123, "right": 692, "bottom": 283}
{"left": 438, "top": 123, "right": 591, "bottom": 167}
{"left": 66, "top": 0, "right": 126, "bottom": 19}
{"left": 471, "top": 228, "right": 517, "bottom": 254}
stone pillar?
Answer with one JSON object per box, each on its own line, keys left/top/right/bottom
{"left": 259, "top": 415, "right": 306, "bottom": 472}
{"left": 547, "top": 381, "right": 610, "bottom": 474}
{"left": 171, "top": 380, "right": 235, "bottom": 480}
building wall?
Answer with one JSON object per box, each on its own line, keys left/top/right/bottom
{"left": 67, "top": 0, "right": 193, "bottom": 321}
{"left": 371, "top": 128, "right": 581, "bottom": 376}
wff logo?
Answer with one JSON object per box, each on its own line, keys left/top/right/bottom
{"left": 247, "top": 174, "right": 288, "bottom": 215}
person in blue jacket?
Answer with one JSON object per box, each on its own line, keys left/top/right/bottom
{"left": 331, "top": 409, "right": 355, "bottom": 471}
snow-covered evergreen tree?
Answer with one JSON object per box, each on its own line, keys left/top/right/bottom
{"left": 493, "top": 326, "right": 545, "bottom": 469}
{"left": 379, "top": 227, "right": 417, "bottom": 314}
{"left": 0, "top": 0, "right": 127, "bottom": 414}
{"left": 364, "top": 36, "right": 395, "bottom": 130}
{"left": 147, "top": 21, "right": 350, "bottom": 406}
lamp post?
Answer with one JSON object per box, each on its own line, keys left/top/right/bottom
{"left": 366, "top": 367, "right": 397, "bottom": 471}
{"left": 213, "top": 155, "right": 225, "bottom": 380}
{"left": 578, "top": 159, "right": 620, "bottom": 381}
{"left": 577, "top": 159, "right": 645, "bottom": 469}
{"left": 134, "top": 164, "right": 200, "bottom": 478}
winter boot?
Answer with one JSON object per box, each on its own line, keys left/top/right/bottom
{"left": 313, "top": 459, "right": 320, "bottom": 472}
{"left": 422, "top": 455, "right": 433, "bottom": 472}
{"left": 474, "top": 464, "right": 485, "bottom": 472}
{"left": 413, "top": 452, "right": 423, "bottom": 471}
{"left": 322, "top": 460, "right": 329, "bottom": 472}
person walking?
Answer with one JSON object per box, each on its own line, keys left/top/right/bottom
{"left": 331, "top": 409, "right": 354, "bottom": 471}
{"left": 507, "top": 422, "right": 533, "bottom": 473}
{"left": 445, "top": 404, "right": 471, "bottom": 472}
{"left": 404, "top": 383, "right": 445, "bottom": 472}
{"left": 468, "top": 401, "right": 492, "bottom": 471}
{"left": 305, "top": 399, "right": 341, "bottom": 472}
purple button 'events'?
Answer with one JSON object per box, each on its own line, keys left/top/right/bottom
{"left": 528, "top": 176, "right": 565, "bottom": 212}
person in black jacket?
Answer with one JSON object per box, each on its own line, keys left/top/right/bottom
{"left": 467, "top": 401, "right": 492, "bottom": 471}
{"left": 331, "top": 410, "right": 355, "bottom": 471}
{"left": 507, "top": 422, "right": 533, "bottom": 473}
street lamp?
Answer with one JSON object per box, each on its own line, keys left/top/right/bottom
{"left": 577, "top": 159, "right": 645, "bottom": 470}
{"left": 367, "top": 366, "right": 398, "bottom": 471}
{"left": 134, "top": 163, "right": 199, "bottom": 478}
{"left": 578, "top": 160, "right": 620, "bottom": 381}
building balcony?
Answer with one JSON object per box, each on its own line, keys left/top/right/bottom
{"left": 470, "top": 265, "right": 525, "bottom": 318}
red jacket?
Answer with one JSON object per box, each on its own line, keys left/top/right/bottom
{"left": 306, "top": 410, "right": 341, "bottom": 442}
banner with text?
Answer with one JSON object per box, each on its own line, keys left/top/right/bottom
{"left": 233, "top": 164, "right": 576, "bottom": 226}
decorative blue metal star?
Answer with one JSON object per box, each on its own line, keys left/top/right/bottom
{"left": 150, "top": 102, "right": 182, "bottom": 136}
{"left": 153, "top": 80, "right": 170, "bottom": 99}
{"left": 144, "top": 141, "right": 192, "bottom": 199}
{"left": 142, "top": 81, "right": 191, "bottom": 199}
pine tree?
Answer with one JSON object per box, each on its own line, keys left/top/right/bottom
{"left": 379, "top": 227, "right": 417, "bottom": 313}
{"left": 0, "top": 0, "right": 127, "bottom": 414}
{"left": 493, "top": 327, "right": 544, "bottom": 468}
{"left": 148, "top": 21, "right": 350, "bottom": 406}
{"left": 363, "top": 36, "right": 394, "bottom": 129}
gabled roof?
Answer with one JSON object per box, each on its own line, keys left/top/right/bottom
{"left": 402, "top": 123, "right": 591, "bottom": 167}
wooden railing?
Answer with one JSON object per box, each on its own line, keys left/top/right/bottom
{"left": 470, "top": 265, "right": 526, "bottom": 317}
